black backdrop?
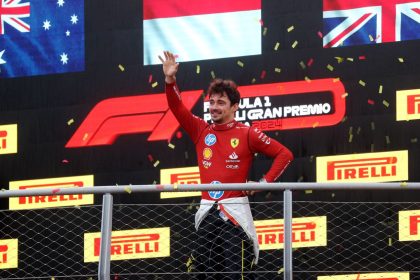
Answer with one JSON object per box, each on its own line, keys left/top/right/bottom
{"left": 1, "top": 0, "right": 420, "bottom": 209}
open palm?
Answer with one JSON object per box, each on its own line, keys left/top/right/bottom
{"left": 158, "top": 51, "right": 179, "bottom": 78}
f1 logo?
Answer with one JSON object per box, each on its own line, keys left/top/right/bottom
{"left": 66, "top": 91, "right": 202, "bottom": 147}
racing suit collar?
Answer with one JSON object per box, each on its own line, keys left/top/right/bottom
{"left": 211, "top": 120, "right": 238, "bottom": 131}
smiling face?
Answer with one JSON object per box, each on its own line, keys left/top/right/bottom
{"left": 209, "top": 92, "right": 239, "bottom": 124}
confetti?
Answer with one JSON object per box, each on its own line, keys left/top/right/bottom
{"left": 341, "top": 93, "right": 348, "bottom": 98}
{"left": 359, "top": 56, "right": 366, "bottom": 60}
{"left": 334, "top": 57, "right": 344, "bottom": 63}
{"left": 368, "top": 99, "right": 375, "bottom": 105}
{"left": 333, "top": 78, "right": 340, "bottom": 83}
{"left": 305, "top": 190, "right": 313, "bottom": 194}
{"left": 317, "top": 31, "right": 323, "bottom": 38}
{"left": 326, "top": 64, "right": 334, "bottom": 71}
{"left": 118, "top": 64, "right": 125, "bottom": 71}
{"left": 349, "top": 134, "right": 353, "bottom": 143}
{"left": 210, "top": 71, "right": 216, "bottom": 79}
{"left": 148, "top": 154, "right": 154, "bottom": 162}
{"left": 299, "top": 61, "right": 306, "bottom": 69}
{"left": 383, "top": 100, "right": 389, "bottom": 107}
{"left": 274, "top": 67, "right": 281, "bottom": 73}
{"left": 287, "top": 25, "right": 294, "bottom": 32}
{"left": 312, "top": 122, "right": 319, "bottom": 128}
{"left": 168, "top": 143, "right": 175, "bottom": 149}
{"left": 277, "top": 267, "right": 284, "bottom": 274}
{"left": 251, "top": 78, "right": 256, "bottom": 84}
{"left": 388, "top": 237, "right": 392, "bottom": 246}
{"left": 176, "top": 131, "right": 183, "bottom": 139}
{"left": 379, "top": 85, "right": 383, "bottom": 94}
{"left": 346, "top": 57, "right": 354, "bottom": 62}
{"left": 151, "top": 81, "right": 158, "bottom": 88}
{"left": 62, "top": 159, "right": 69, "bottom": 163}
{"left": 148, "top": 74, "right": 153, "bottom": 83}
{"left": 309, "top": 155, "right": 314, "bottom": 162}
{"left": 331, "top": 193, "right": 335, "bottom": 198}
{"left": 260, "top": 70, "right": 266, "bottom": 79}
{"left": 263, "top": 27, "right": 268, "bottom": 36}
{"left": 124, "top": 186, "right": 132, "bottom": 194}
{"left": 398, "top": 57, "right": 404, "bottom": 63}
{"left": 67, "top": 119, "right": 74, "bottom": 125}
{"left": 400, "top": 182, "right": 408, "bottom": 187}
{"left": 304, "top": 76, "right": 311, "bottom": 82}
{"left": 153, "top": 160, "right": 160, "bottom": 167}
{"left": 307, "top": 58, "right": 314, "bottom": 67}
{"left": 386, "top": 135, "right": 390, "bottom": 144}
{"left": 357, "top": 127, "right": 361, "bottom": 134}
{"left": 349, "top": 126, "right": 353, "bottom": 134}
{"left": 237, "top": 60, "right": 244, "bottom": 67}
{"left": 341, "top": 116, "right": 348, "bottom": 123}
{"left": 52, "top": 188, "right": 60, "bottom": 195}
{"left": 370, "top": 122, "right": 375, "bottom": 130}
{"left": 359, "top": 80, "right": 366, "bottom": 87}
{"left": 196, "top": 65, "right": 200, "bottom": 74}
{"left": 297, "top": 176, "right": 304, "bottom": 182}
{"left": 369, "top": 34, "right": 374, "bottom": 41}
{"left": 274, "top": 42, "right": 280, "bottom": 51}
{"left": 185, "top": 151, "right": 189, "bottom": 159}
{"left": 411, "top": 138, "right": 418, "bottom": 143}
{"left": 291, "top": 40, "right": 298, "bottom": 48}
{"left": 83, "top": 133, "right": 89, "bottom": 141}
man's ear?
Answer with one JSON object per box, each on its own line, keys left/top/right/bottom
{"left": 232, "top": 103, "right": 239, "bottom": 112}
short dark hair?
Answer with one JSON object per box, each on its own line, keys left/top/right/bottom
{"left": 207, "top": 79, "right": 240, "bottom": 106}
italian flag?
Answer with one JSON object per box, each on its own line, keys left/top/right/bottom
{"left": 143, "top": 0, "right": 262, "bottom": 65}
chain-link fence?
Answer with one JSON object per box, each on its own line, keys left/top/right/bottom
{"left": 2, "top": 195, "right": 420, "bottom": 279}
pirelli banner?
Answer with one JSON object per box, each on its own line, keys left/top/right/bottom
{"left": 317, "top": 272, "right": 410, "bottom": 280}
{"left": 9, "top": 175, "right": 94, "bottom": 210}
{"left": 255, "top": 216, "right": 327, "bottom": 250}
{"left": 316, "top": 150, "right": 408, "bottom": 183}
{"left": 396, "top": 88, "right": 420, "bottom": 121}
{"left": 0, "top": 239, "right": 18, "bottom": 270}
{"left": 0, "top": 124, "right": 18, "bottom": 155}
{"left": 399, "top": 209, "right": 420, "bottom": 242}
{"left": 160, "top": 166, "right": 201, "bottom": 199}
{"left": 84, "top": 228, "right": 170, "bottom": 262}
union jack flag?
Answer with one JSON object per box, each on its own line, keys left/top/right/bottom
{"left": 0, "top": 0, "right": 84, "bottom": 78}
{"left": 323, "top": 0, "right": 420, "bottom": 48}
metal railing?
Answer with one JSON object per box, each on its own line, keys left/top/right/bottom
{"left": 1, "top": 182, "right": 420, "bottom": 280}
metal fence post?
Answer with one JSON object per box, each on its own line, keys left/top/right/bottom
{"left": 283, "top": 189, "right": 293, "bottom": 280}
{"left": 98, "top": 193, "right": 113, "bottom": 280}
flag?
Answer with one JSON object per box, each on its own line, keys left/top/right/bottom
{"left": 0, "top": 0, "right": 85, "bottom": 78}
{"left": 323, "top": 0, "right": 420, "bottom": 48}
{"left": 143, "top": 0, "right": 261, "bottom": 65}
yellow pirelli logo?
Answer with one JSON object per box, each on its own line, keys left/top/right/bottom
{"left": 399, "top": 209, "right": 420, "bottom": 241}
{"left": 396, "top": 88, "right": 420, "bottom": 121}
{"left": 84, "top": 228, "right": 170, "bottom": 262}
{"left": 0, "top": 239, "right": 18, "bottom": 269}
{"left": 0, "top": 124, "right": 17, "bottom": 155}
{"left": 254, "top": 216, "right": 327, "bottom": 250}
{"left": 317, "top": 272, "right": 409, "bottom": 280}
{"left": 316, "top": 151, "right": 408, "bottom": 183}
{"left": 160, "top": 166, "right": 201, "bottom": 199}
{"left": 9, "top": 175, "right": 94, "bottom": 210}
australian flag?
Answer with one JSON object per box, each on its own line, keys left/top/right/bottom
{"left": 0, "top": 0, "right": 84, "bottom": 78}
{"left": 323, "top": 0, "right": 420, "bottom": 48}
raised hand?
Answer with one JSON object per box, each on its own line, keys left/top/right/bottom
{"left": 158, "top": 51, "right": 179, "bottom": 83}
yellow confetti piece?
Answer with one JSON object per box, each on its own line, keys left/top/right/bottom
{"left": 74, "top": 205, "right": 81, "bottom": 209}
{"left": 251, "top": 78, "right": 256, "bottom": 84}
{"left": 304, "top": 76, "right": 311, "bottom": 82}
{"left": 287, "top": 25, "right": 294, "bottom": 32}
{"left": 334, "top": 57, "right": 344, "bottom": 63}
{"left": 398, "top": 57, "right": 404, "bottom": 63}
{"left": 349, "top": 126, "right": 353, "bottom": 134}
{"left": 153, "top": 160, "right": 160, "bottom": 167}
{"left": 124, "top": 186, "right": 132, "bottom": 194}
{"left": 291, "top": 40, "right": 298, "bottom": 48}
{"left": 305, "top": 190, "right": 313, "bottom": 194}
{"left": 411, "top": 138, "right": 418, "bottom": 143}
{"left": 274, "top": 42, "right": 280, "bottom": 51}
{"left": 277, "top": 267, "right": 284, "bottom": 274}
{"left": 386, "top": 135, "right": 390, "bottom": 144}
{"left": 333, "top": 77, "right": 340, "bottom": 82}
{"left": 369, "top": 34, "right": 374, "bottom": 41}
{"left": 151, "top": 81, "right": 158, "bottom": 88}
{"left": 299, "top": 61, "right": 306, "bottom": 69}
{"left": 331, "top": 193, "right": 335, "bottom": 198}
{"left": 274, "top": 67, "right": 281, "bottom": 73}
{"left": 341, "top": 116, "right": 348, "bottom": 123}
{"left": 298, "top": 176, "right": 304, "bottom": 182}
{"left": 400, "top": 182, "right": 408, "bottom": 187}
{"left": 263, "top": 27, "right": 268, "bottom": 36}
{"left": 196, "top": 65, "right": 200, "bottom": 74}
{"left": 326, "top": 64, "right": 334, "bottom": 71}
{"left": 359, "top": 80, "right": 366, "bottom": 87}
{"left": 309, "top": 155, "right": 314, "bottom": 162}
{"left": 51, "top": 278, "right": 55, "bottom": 280}
{"left": 153, "top": 180, "right": 157, "bottom": 184}
{"left": 370, "top": 122, "right": 375, "bottom": 130}
{"left": 168, "top": 143, "right": 175, "bottom": 149}
{"left": 211, "top": 71, "right": 216, "bottom": 79}
{"left": 349, "top": 134, "right": 353, "bottom": 143}
{"left": 347, "top": 57, "right": 354, "bottom": 62}
{"left": 379, "top": 85, "right": 383, "bottom": 94}
{"left": 237, "top": 60, "right": 244, "bottom": 67}
{"left": 83, "top": 133, "right": 89, "bottom": 141}
{"left": 67, "top": 119, "right": 74, "bottom": 125}
{"left": 388, "top": 237, "right": 392, "bottom": 246}
{"left": 383, "top": 100, "right": 389, "bottom": 107}
{"left": 341, "top": 93, "right": 348, "bottom": 98}
{"left": 118, "top": 64, "right": 125, "bottom": 71}
{"left": 312, "top": 122, "right": 319, "bottom": 128}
